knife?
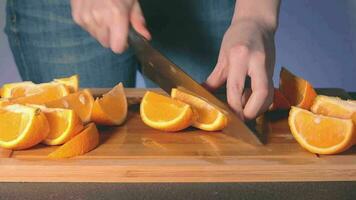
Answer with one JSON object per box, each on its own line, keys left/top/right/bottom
{"left": 128, "top": 28, "right": 264, "bottom": 146}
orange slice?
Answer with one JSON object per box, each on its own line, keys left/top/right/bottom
{"left": 48, "top": 123, "right": 100, "bottom": 158}
{"left": 140, "top": 91, "right": 194, "bottom": 132}
{"left": 0, "top": 104, "right": 49, "bottom": 150}
{"left": 0, "top": 81, "right": 35, "bottom": 98}
{"left": 29, "top": 105, "right": 84, "bottom": 145}
{"left": 311, "top": 95, "right": 356, "bottom": 124}
{"left": 171, "top": 88, "right": 227, "bottom": 131}
{"left": 289, "top": 106, "right": 355, "bottom": 154}
{"left": 91, "top": 83, "right": 127, "bottom": 125}
{"left": 45, "top": 89, "right": 94, "bottom": 123}
{"left": 280, "top": 67, "right": 317, "bottom": 109}
{"left": 269, "top": 88, "right": 291, "bottom": 111}
{"left": 54, "top": 74, "right": 79, "bottom": 93}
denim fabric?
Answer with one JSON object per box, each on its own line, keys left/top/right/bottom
{"left": 5, "top": 0, "right": 235, "bottom": 88}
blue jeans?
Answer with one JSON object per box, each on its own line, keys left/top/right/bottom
{"left": 5, "top": 0, "right": 234, "bottom": 88}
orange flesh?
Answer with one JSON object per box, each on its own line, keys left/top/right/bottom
{"left": 45, "top": 89, "right": 93, "bottom": 122}
{"left": 172, "top": 90, "right": 217, "bottom": 124}
{"left": 44, "top": 111, "right": 69, "bottom": 139}
{"left": 0, "top": 109, "right": 28, "bottom": 141}
{"left": 280, "top": 67, "right": 317, "bottom": 109}
{"left": 143, "top": 92, "right": 188, "bottom": 122}
{"left": 294, "top": 111, "right": 347, "bottom": 148}
{"left": 10, "top": 84, "right": 69, "bottom": 105}
{"left": 98, "top": 88, "right": 126, "bottom": 120}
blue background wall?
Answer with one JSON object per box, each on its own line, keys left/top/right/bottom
{"left": 1, "top": 1, "right": 355, "bottom": 90}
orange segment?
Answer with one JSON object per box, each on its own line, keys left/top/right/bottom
{"left": 0, "top": 104, "right": 49, "bottom": 150}
{"left": 1, "top": 83, "right": 70, "bottom": 105}
{"left": 45, "top": 89, "right": 94, "bottom": 123}
{"left": 280, "top": 67, "right": 317, "bottom": 109}
{"left": 48, "top": 123, "right": 99, "bottom": 158}
{"left": 289, "top": 106, "right": 355, "bottom": 154}
{"left": 54, "top": 74, "right": 79, "bottom": 93}
{"left": 0, "top": 81, "right": 34, "bottom": 98}
{"left": 269, "top": 88, "right": 291, "bottom": 111}
{"left": 29, "top": 105, "right": 84, "bottom": 145}
{"left": 140, "top": 91, "right": 194, "bottom": 132}
{"left": 311, "top": 95, "right": 356, "bottom": 124}
{"left": 171, "top": 88, "right": 227, "bottom": 131}
{"left": 91, "top": 83, "right": 127, "bottom": 125}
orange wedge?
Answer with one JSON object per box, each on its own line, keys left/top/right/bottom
{"left": 0, "top": 104, "right": 49, "bottom": 150}
{"left": 54, "top": 74, "right": 79, "bottom": 93}
{"left": 280, "top": 67, "right": 317, "bottom": 109}
{"left": 1, "top": 83, "right": 70, "bottom": 106}
{"left": 0, "top": 81, "right": 35, "bottom": 98}
{"left": 269, "top": 88, "right": 291, "bottom": 111}
{"left": 29, "top": 105, "right": 84, "bottom": 145}
{"left": 91, "top": 83, "right": 127, "bottom": 126}
{"left": 289, "top": 106, "right": 355, "bottom": 154}
{"left": 140, "top": 91, "right": 194, "bottom": 132}
{"left": 311, "top": 95, "right": 356, "bottom": 124}
{"left": 171, "top": 88, "right": 227, "bottom": 131}
{"left": 45, "top": 89, "right": 94, "bottom": 123}
{"left": 48, "top": 123, "right": 99, "bottom": 158}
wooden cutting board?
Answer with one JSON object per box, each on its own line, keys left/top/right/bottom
{"left": 1, "top": 88, "right": 356, "bottom": 183}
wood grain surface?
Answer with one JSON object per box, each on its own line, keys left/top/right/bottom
{"left": 0, "top": 88, "right": 355, "bottom": 183}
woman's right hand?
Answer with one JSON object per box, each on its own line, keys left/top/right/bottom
{"left": 70, "top": 0, "right": 151, "bottom": 53}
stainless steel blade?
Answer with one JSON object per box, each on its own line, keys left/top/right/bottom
{"left": 128, "top": 28, "right": 264, "bottom": 146}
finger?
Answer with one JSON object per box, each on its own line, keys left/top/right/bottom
{"left": 109, "top": 8, "right": 130, "bottom": 53}
{"left": 226, "top": 47, "right": 249, "bottom": 120}
{"left": 130, "top": 1, "right": 151, "bottom": 40}
{"left": 94, "top": 27, "right": 110, "bottom": 48}
{"left": 243, "top": 56, "right": 274, "bottom": 120}
{"left": 204, "top": 51, "right": 228, "bottom": 91}
{"left": 241, "top": 88, "right": 252, "bottom": 107}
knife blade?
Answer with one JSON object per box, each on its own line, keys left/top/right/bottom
{"left": 128, "top": 28, "right": 264, "bottom": 146}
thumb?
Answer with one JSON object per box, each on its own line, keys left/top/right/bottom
{"left": 130, "top": 1, "right": 151, "bottom": 40}
{"left": 204, "top": 52, "right": 228, "bottom": 91}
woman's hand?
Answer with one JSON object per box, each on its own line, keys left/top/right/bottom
{"left": 204, "top": 19, "right": 276, "bottom": 120}
{"left": 70, "top": 0, "right": 151, "bottom": 53}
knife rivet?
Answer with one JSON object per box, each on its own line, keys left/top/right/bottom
{"left": 148, "top": 61, "right": 154, "bottom": 67}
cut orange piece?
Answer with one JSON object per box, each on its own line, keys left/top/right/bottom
{"left": 0, "top": 81, "right": 34, "bottom": 98}
{"left": 45, "top": 89, "right": 94, "bottom": 123}
{"left": 0, "top": 104, "right": 49, "bottom": 150}
{"left": 269, "top": 88, "right": 291, "bottom": 111}
{"left": 280, "top": 67, "right": 317, "bottom": 109}
{"left": 54, "top": 74, "right": 79, "bottom": 93}
{"left": 140, "top": 91, "right": 194, "bottom": 132}
{"left": 2, "top": 83, "right": 70, "bottom": 105}
{"left": 171, "top": 88, "right": 227, "bottom": 131}
{"left": 48, "top": 123, "right": 99, "bottom": 158}
{"left": 29, "top": 105, "right": 84, "bottom": 145}
{"left": 91, "top": 83, "right": 127, "bottom": 125}
{"left": 311, "top": 95, "right": 356, "bottom": 124}
{"left": 289, "top": 106, "right": 355, "bottom": 154}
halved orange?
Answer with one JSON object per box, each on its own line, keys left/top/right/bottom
{"left": 171, "top": 88, "right": 227, "bottom": 131}
{"left": 91, "top": 83, "right": 127, "bottom": 126}
{"left": 45, "top": 89, "right": 94, "bottom": 123}
{"left": 280, "top": 67, "right": 317, "bottom": 109}
{"left": 0, "top": 104, "right": 49, "bottom": 150}
{"left": 48, "top": 123, "right": 99, "bottom": 158}
{"left": 140, "top": 91, "right": 194, "bottom": 132}
{"left": 269, "top": 88, "right": 291, "bottom": 111}
{"left": 29, "top": 105, "right": 84, "bottom": 145}
{"left": 289, "top": 106, "right": 355, "bottom": 154}
{"left": 0, "top": 81, "right": 34, "bottom": 98}
{"left": 54, "top": 74, "right": 79, "bottom": 93}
